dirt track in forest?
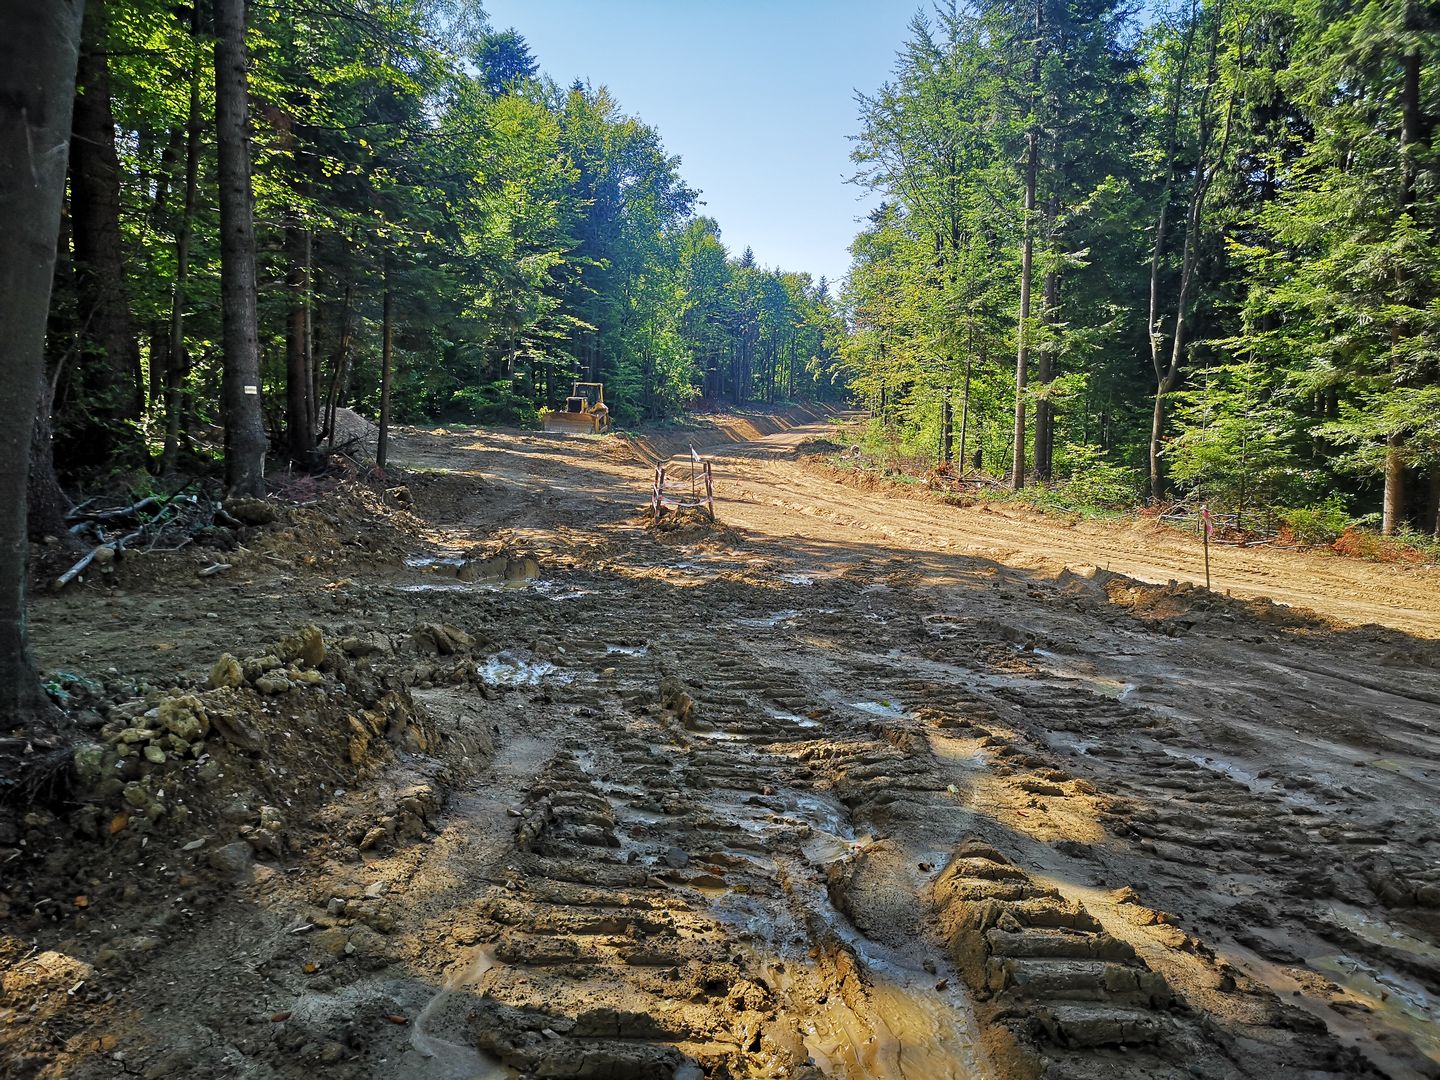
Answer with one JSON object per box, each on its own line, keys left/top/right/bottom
{"left": 9, "top": 408, "right": 1440, "bottom": 1080}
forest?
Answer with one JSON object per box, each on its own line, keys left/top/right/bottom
{"left": 6, "top": 4, "right": 1440, "bottom": 1077}
{"left": 27, "top": 0, "right": 844, "bottom": 515}
{"left": 19, "top": 0, "right": 1440, "bottom": 546}
{"left": 843, "top": 0, "right": 1440, "bottom": 539}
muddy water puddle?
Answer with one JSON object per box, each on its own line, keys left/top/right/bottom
{"left": 1309, "top": 952, "right": 1440, "bottom": 1066}
{"left": 783, "top": 874, "right": 984, "bottom": 1080}
{"left": 604, "top": 642, "right": 650, "bottom": 656}
{"left": 765, "top": 707, "right": 820, "bottom": 729}
{"left": 406, "top": 946, "right": 511, "bottom": 1079}
{"left": 475, "top": 652, "right": 576, "bottom": 688}
{"left": 735, "top": 609, "right": 802, "bottom": 629}
{"left": 848, "top": 699, "right": 908, "bottom": 719}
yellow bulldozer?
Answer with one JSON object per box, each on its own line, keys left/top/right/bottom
{"left": 542, "top": 382, "right": 611, "bottom": 434}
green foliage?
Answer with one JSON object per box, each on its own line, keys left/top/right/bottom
{"left": 1277, "top": 497, "right": 1352, "bottom": 546}
{"left": 843, "top": 0, "right": 1440, "bottom": 536}
{"left": 1052, "top": 443, "right": 1141, "bottom": 511}
{"left": 451, "top": 381, "right": 539, "bottom": 427}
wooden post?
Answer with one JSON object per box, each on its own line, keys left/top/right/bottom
{"left": 1202, "top": 504, "right": 1212, "bottom": 590}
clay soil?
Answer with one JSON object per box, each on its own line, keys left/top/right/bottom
{"left": 5, "top": 409, "right": 1440, "bottom": 1080}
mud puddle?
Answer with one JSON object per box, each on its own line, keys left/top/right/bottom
{"left": 848, "top": 699, "right": 908, "bottom": 719}
{"left": 406, "top": 946, "right": 511, "bottom": 1079}
{"left": 605, "top": 643, "right": 650, "bottom": 656}
{"left": 1309, "top": 952, "right": 1440, "bottom": 1066}
{"left": 788, "top": 873, "right": 983, "bottom": 1080}
{"left": 475, "top": 652, "right": 576, "bottom": 688}
{"left": 735, "top": 610, "right": 802, "bottom": 629}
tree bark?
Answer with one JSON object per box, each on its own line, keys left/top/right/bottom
{"left": 1149, "top": 2, "right": 1228, "bottom": 500}
{"left": 0, "top": 0, "right": 85, "bottom": 726}
{"left": 1012, "top": 124, "right": 1036, "bottom": 490}
{"left": 28, "top": 369, "right": 73, "bottom": 543}
{"left": 1383, "top": 33, "right": 1422, "bottom": 534}
{"left": 377, "top": 252, "right": 394, "bottom": 469}
{"left": 958, "top": 352, "right": 972, "bottom": 476}
{"left": 1034, "top": 267, "right": 1058, "bottom": 482}
{"left": 214, "top": 0, "right": 267, "bottom": 496}
{"left": 162, "top": 3, "right": 203, "bottom": 476}
{"left": 68, "top": 0, "right": 143, "bottom": 467}
{"left": 1012, "top": 0, "right": 1041, "bottom": 491}
{"left": 285, "top": 218, "right": 313, "bottom": 464}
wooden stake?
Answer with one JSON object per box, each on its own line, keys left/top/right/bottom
{"left": 1202, "top": 504, "right": 1212, "bottom": 590}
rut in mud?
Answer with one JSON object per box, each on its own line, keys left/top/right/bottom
{"left": 6, "top": 411, "right": 1440, "bottom": 1080}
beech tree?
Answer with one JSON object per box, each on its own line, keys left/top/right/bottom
{"left": 1, "top": 0, "right": 85, "bottom": 726}
{"left": 214, "top": 0, "right": 267, "bottom": 496}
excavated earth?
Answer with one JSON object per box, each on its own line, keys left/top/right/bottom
{"left": 4, "top": 408, "right": 1440, "bottom": 1080}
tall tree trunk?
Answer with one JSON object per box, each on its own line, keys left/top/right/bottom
{"left": 69, "top": 0, "right": 143, "bottom": 468}
{"left": 162, "top": 3, "right": 202, "bottom": 476}
{"left": 958, "top": 351, "right": 972, "bottom": 476}
{"left": 1012, "top": 0, "right": 1041, "bottom": 491}
{"left": 1149, "top": 2, "right": 1228, "bottom": 500}
{"left": 1012, "top": 125, "right": 1037, "bottom": 490}
{"left": 377, "top": 252, "right": 394, "bottom": 470}
{"left": 29, "top": 368, "right": 74, "bottom": 544}
{"left": 1034, "top": 266, "right": 1058, "bottom": 482}
{"left": 214, "top": 0, "right": 267, "bottom": 496}
{"left": 1383, "top": 33, "right": 1422, "bottom": 534}
{"left": 285, "top": 217, "right": 313, "bottom": 464}
{"left": 322, "top": 282, "right": 353, "bottom": 448}
{"left": 1428, "top": 469, "right": 1440, "bottom": 540}
{"left": 1, "top": 0, "right": 84, "bottom": 726}
{"left": 940, "top": 384, "right": 953, "bottom": 464}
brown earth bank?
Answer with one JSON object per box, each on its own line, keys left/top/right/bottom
{"left": 4, "top": 407, "right": 1440, "bottom": 1080}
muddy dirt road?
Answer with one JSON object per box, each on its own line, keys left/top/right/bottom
{"left": 9, "top": 410, "right": 1440, "bottom": 1080}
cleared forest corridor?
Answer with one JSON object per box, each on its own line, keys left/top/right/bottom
{"left": 11, "top": 415, "right": 1439, "bottom": 1080}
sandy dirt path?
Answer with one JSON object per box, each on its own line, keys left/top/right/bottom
{"left": 691, "top": 416, "right": 1440, "bottom": 638}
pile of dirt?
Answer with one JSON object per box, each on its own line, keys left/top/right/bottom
{"left": 0, "top": 618, "right": 501, "bottom": 1076}
{"left": 328, "top": 408, "right": 378, "bottom": 458}
{"left": 644, "top": 507, "right": 744, "bottom": 548}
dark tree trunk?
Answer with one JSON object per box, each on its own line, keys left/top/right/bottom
{"left": 1012, "top": 0, "right": 1041, "bottom": 491}
{"left": 68, "top": 0, "right": 143, "bottom": 467}
{"left": 29, "top": 369, "right": 74, "bottom": 543}
{"left": 377, "top": 252, "right": 394, "bottom": 469}
{"left": 214, "top": 0, "right": 267, "bottom": 496}
{"left": 285, "top": 219, "right": 313, "bottom": 464}
{"left": 1034, "top": 267, "right": 1058, "bottom": 482}
{"left": 162, "top": 5, "right": 202, "bottom": 476}
{"left": 0, "top": 0, "right": 85, "bottom": 727}
{"left": 1384, "top": 34, "right": 1422, "bottom": 534}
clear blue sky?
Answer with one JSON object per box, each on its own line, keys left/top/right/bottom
{"left": 481, "top": 0, "right": 920, "bottom": 287}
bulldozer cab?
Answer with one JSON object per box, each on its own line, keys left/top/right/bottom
{"left": 569, "top": 383, "right": 604, "bottom": 410}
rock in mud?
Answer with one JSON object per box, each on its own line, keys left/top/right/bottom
{"left": 208, "top": 653, "right": 244, "bottom": 689}
{"left": 663, "top": 846, "right": 690, "bottom": 869}
{"left": 73, "top": 744, "right": 106, "bottom": 785}
{"left": 208, "top": 841, "right": 254, "bottom": 875}
{"left": 157, "top": 695, "right": 209, "bottom": 742}
{"left": 659, "top": 675, "right": 697, "bottom": 727}
{"left": 278, "top": 624, "right": 326, "bottom": 668}
{"left": 457, "top": 555, "right": 507, "bottom": 583}
{"left": 254, "top": 672, "right": 292, "bottom": 695}
{"left": 338, "top": 633, "right": 391, "bottom": 658}
{"left": 411, "top": 623, "right": 474, "bottom": 656}
{"left": 205, "top": 705, "right": 266, "bottom": 751}
{"left": 223, "top": 496, "right": 278, "bottom": 526}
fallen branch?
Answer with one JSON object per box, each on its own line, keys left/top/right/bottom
{"left": 53, "top": 529, "right": 142, "bottom": 590}
{"left": 66, "top": 495, "right": 162, "bottom": 525}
